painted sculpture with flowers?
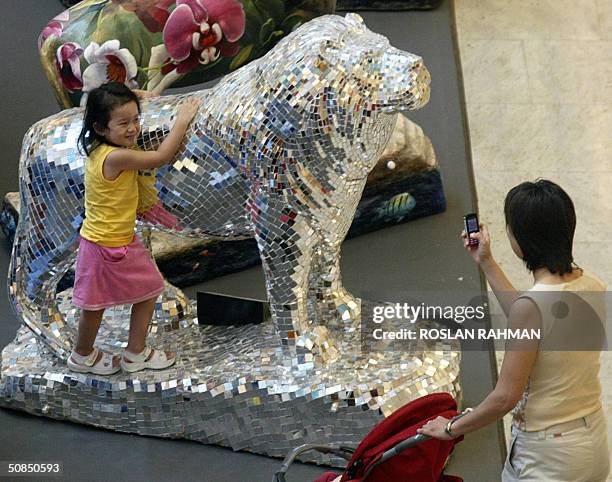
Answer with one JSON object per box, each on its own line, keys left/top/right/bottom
{"left": 39, "top": 0, "right": 336, "bottom": 108}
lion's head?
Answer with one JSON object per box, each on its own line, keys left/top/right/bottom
{"left": 258, "top": 13, "right": 430, "bottom": 114}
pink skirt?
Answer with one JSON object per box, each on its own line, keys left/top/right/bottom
{"left": 73, "top": 234, "right": 165, "bottom": 311}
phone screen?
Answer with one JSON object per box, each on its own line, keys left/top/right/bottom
{"left": 466, "top": 216, "right": 478, "bottom": 233}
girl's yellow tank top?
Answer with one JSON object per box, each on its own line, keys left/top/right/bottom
{"left": 80, "top": 143, "right": 139, "bottom": 247}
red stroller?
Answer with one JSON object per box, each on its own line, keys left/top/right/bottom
{"left": 273, "top": 393, "right": 463, "bottom": 482}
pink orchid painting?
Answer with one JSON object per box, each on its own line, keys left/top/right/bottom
{"left": 112, "top": 0, "right": 175, "bottom": 32}
{"left": 162, "top": 0, "right": 245, "bottom": 74}
{"left": 56, "top": 42, "right": 83, "bottom": 91}
{"left": 38, "top": 11, "right": 70, "bottom": 49}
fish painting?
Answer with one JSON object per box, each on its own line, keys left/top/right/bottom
{"left": 376, "top": 192, "right": 416, "bottom": 222}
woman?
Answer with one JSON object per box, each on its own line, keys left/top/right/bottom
{"left": 418, "top": 180, "right": 610, "bottom": 481}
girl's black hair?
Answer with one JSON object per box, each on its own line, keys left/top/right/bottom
{"left": 78, "top": 82, "right": 140, "bottom": 156}
{"left": 504, "top": 179, "right": 576, "bottom": 275}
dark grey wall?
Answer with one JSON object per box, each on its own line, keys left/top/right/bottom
{"left": 0, "top": 1, "right": 65, "bottom": 198}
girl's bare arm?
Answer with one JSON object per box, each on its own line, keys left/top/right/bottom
{"left": 106, "top": 98, "right": 200, "bottom": 170}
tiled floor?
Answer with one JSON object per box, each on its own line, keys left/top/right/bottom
{"left": 453, "top": 0, "right": 612, "bottom": 476}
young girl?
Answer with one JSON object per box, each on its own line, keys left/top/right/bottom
{"left": 68, "top": 81, "right": 199, "bottom": 375}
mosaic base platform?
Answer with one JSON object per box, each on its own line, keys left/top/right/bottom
{"left": 0, "top": 294, "right": 460, "bottom": 466}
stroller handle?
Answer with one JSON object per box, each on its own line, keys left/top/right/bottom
{"left": 378, "top": 433, "right": 431, "bottom": 464}
{"left": 273, "top": 443, "right": 355, "bottom": 482}
{"left": 272, "top": 434, "right": 431, "bottom": 482}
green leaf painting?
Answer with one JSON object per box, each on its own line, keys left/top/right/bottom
{"left": 229, "top": 44, "right": 254, "bottom": 71}
{"left": 254, "top": 0, "right": 285, "bottom": 25}
{"left": 93, "top": 8, "right": 158, "bottom": 70}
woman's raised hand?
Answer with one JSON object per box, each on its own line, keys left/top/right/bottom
{"left": 461, "top": 222, "right": 492, "bottom": 265}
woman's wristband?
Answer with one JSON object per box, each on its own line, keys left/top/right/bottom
{"left": 444, "top": 407, "right": 473, "bottom": 438}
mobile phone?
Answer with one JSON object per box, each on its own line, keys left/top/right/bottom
{"left": 463, "top": 213, "right": 479, "bottom": 247}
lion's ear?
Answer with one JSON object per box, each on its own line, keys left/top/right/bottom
{"left": 345, "top": 13, "right": 366, "bottom": 31}
{"left": 319, "top": 38, "right": 342, "bottom": 65}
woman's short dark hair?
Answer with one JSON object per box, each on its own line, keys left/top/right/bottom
{"left": 504, "top": 179, "right": 576, "bottom": 275}
{"left": 78, "top": 82, "right": 140, "bottom": 156}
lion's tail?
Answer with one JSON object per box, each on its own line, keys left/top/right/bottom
{"left": 7, "top": 122, "right": 73, "bottom": 358}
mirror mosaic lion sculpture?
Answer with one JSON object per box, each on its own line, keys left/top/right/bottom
{"left": 2, "top": 14, "right": 459, "bottom": 462}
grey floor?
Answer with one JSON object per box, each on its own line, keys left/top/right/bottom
{"left": 0, "top": 1, "right": 505, "bottom": 481}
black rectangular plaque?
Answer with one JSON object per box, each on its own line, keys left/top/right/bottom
{"left": 196, "top": 291, "right": 268, "bottom": 326}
